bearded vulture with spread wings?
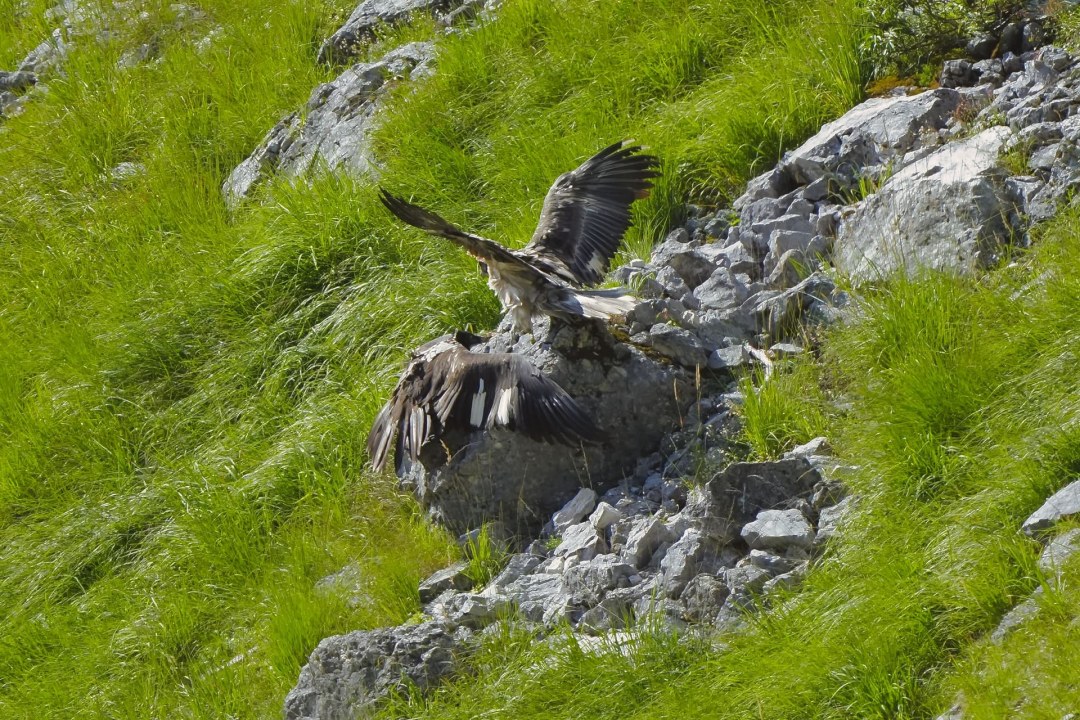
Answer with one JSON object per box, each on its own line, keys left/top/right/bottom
{"left": 379, "top": 141, "right": 660, "bottom": 334}
{"left": 367, "top": 331, "right": 604, "bottom": 474}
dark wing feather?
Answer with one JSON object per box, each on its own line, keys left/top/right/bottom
{"left": 367, "top": 340, "right": 604, "bottom": 476}
{"left": 523, "top": 141, "right": 660, "bottom": 287}
{"left": 446, "top": 352, "right": 604, "bottom": 445}
{"left": 380, "top": 189, "right": 548, "bottom": 284}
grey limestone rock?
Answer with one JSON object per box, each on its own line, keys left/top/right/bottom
{"left": 693, "top": 268, "right": 749, "bottom": 311}
{"left": 645, "top": 323, "right": 710, "bottom": 368}
{"left": 318, "top": 0, "right": 462, "bottom": 65}
{"left": 779, "top": 89, "right": 961, "bottom": 187}
{"left": 990, "top": 587, "right": 1042, "bottom": 644}
{"left": 223, "top": 42, "right": 434, "bottom": 207}
{"left": 683, "top": 457, "right": 822, "bottom": 544}
{"left": 552, "top": 488, "right": 597, "bottom": 534}
{"left": 495, "top": 572, "right": 565, "bottom": 623}
{"left": 834, "top": 126, "right": 1015, "bottom": 284}
{"left": 658, "top": 528, "right": 707, "bottom": 598}
{"left": 589, "top": 502, "right": 623, "bottom": 530}
{"left": 815, "top": 495, "right": 854, "bottom": 547}
{"left": 680, "top": 573, "right": 729, "bottom": 622}
{"left": 418, "top": 560, "right": 474, "bottom": 603}
{"left": 1022, "top": 479, "right": 1080, "bottom": 536}
{"left": 18, "top": 29, "right": 68, "bottom": 76}
{"left": 484, "top": 553, "right": 542, "bottom": 590}
{"left": 741, "top": 508, "right": 815, "bottom": 551}
{"left": 940, "top": 59, "right": 974, "bottom": 89}
{"left": 284, "top": 621, "right": 473, "bottom": 720}
{"left": 708, "top": 345, "right": 748, "bottom": 370}
{"left": 748, "top": 547, "right": 807, "bottom": 575}
{"left": 1039, "top": 527, "right": 1080, "bottom": 578}
{"left": 621, "top": 516, "right": 675, "bottom": 569}
{"left": 0, "top": 71, "right": 36, "bottom": 92}
{"left": 562, "top": 554, "right": 639, "bottom": 605}
{"left": 651, "top": 239, "right": 716, "bottom": 289}
{"left": 554, "top": 522, "right": 608, "bottom": 562}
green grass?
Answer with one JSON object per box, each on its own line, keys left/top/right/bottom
{"left": 0, "top": 0, "right": 868, "bottom": 716}
{"left": 5, "top": 0, "right": 1079, "bottom": 717}
{"left": 940, "top": 534, "right": 1080, "bottom": 719}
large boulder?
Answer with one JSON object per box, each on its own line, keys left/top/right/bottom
{"left": 284, "top": 621, "right": 473, "bottom": 720}
{"left": 405, "top": 318, "right": 692, "bottom": 535}
{"left": 777, "top": 89, "right": 961, "bottom": 188}
{"left": 833, "top": 125, "right": 1015, "bottom": 284}
{"left": 222, "top": 42, "right": 434, "bottom": 207}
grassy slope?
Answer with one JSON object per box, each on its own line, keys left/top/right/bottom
{"left": 0, "top": 0, "right": 865, "bottom": 717}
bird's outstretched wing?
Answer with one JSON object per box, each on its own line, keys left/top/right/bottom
{"left": 366, "top": 339, "right": 603, "bottom": 474}
{"left": 522, "top": 141, "right": 660, "bottom": 287}
{"left": 379, "top": 189, "right": 537, "bottom": 277}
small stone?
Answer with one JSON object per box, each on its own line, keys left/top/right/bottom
{"left": 283, "top": 621, "right": 473, "bottom": 720}
{"left": 485, "top": 553, "right": 542, "bottom": 590}
{"left": 741, "top": 508, "right": 815, "bottom": 550}
{"left": 647, "top": 323, "right": 710, "bottom": 368}
{"left": 621, "top": 516, "right": 675, "bottom": 568}
{"left": 681, "top": 573, "right": 730, "bottom": 621}
{"left": 562, "top": 554, "right": 639, "bottom": 605}
{"left": 554, "top": 522, "right": 608, "bottom": 561}
{"left": 1038, "top": 527, "right": 1080, "bottom": 578}
{"left": 966, "top": 33, "right": 997, "bottom": 61}
{"left": 784, "top": 437, "right": 831, "bottom": 459}
{"left": 419, "top": 561, "right": 474, "bottom": 603}
{"left": 708, "top": 345, "right": 747, "bottom": 370}
{"left": 770, "top": 342, "right": 804, "bottom": 357}
{"left": 815, "top": 495, "right": 854, "bottom": 547}
{"left": 0, "top": 70, "right": 36, "bottom": 92}
{"left": 748, "top": 548, "right": 804, "bottom": 575}
{"left": 659, "top": 529, "right": 706, "bottom": 598}
{"left": 990, "top": 588, "right": 1042, "bottom": 644}
{"left": 589, "top": 502, "right": 623, "bottom": 530}
{"left": 553, "top": 488, "right": 598, "bottom": 534}
{"left": 763, "top": 563, "right": 808, "bottom": 594}
{"left": 724, "top": 565, "right": 770, "bottom": 594}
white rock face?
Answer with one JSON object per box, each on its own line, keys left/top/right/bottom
{"left": 740, "top": 508, "right": 815, "bottom": 551}
{"left": 834, "top": 126, "right": 1015, "bottom": 284}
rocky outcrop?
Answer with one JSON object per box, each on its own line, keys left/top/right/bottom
{"left": 318, "top": 0, "right": 477, "bottom": 65}
{"left": 283, "top": 621, "right": 474, "bottom": 720}
{"left": 403, "top": 317, "right": 693, "bottom": 536}
{"left": 834, "top": 126, "right": 1015, "bottom": 281}
{"left": 223, "top": 42, "right": 435, "bottom": 207}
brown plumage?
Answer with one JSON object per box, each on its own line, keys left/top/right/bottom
{"left": 367, "top": 331, "right": 604, "bottom": 474}
{"left": 379, "top": 141, "right": 660, "bottom": 334}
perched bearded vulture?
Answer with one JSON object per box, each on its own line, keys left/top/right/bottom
{"left": 367, "top": 331, "right": 604, "bottom": 474}
{"left": 379, "top": 140, "right": 660, "bottom": 334}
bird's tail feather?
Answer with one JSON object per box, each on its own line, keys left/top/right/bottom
{"left": 567, "top": 288, "right": 637, "bottom": 320}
